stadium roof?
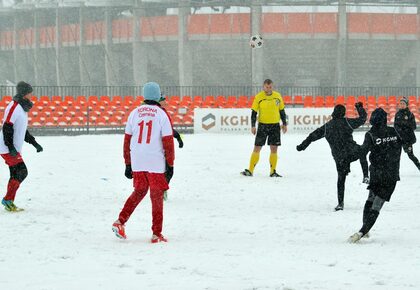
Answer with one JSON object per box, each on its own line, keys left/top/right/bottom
{"left": 1, "top": 0, "right": 419, "bottom": 10}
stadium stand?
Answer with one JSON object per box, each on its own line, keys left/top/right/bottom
{"left": 1, "top": 95, "right": 418, "bottom": 128}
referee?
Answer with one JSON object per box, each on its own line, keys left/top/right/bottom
{"left": 241, "top": 79, "right": 287, "bottom": 177}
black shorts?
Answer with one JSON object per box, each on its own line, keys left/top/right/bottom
{"left": 368, "top": 181, "right": 397, "bottom": 202}
{"left": 335, "top": 159, "right": 351, "bottom": 176}
{"left": 255, "top": 123, "right": 281, "bottom": 146}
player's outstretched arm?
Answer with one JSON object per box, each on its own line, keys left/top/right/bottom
{"left": 296, "top": 125, "right": 326, "bottom": 151}
{"left": 24, "top": 130, "right": 43, "bottom": 152}
{"left": 347, "top": 102, "right": 367, "bottom": 129}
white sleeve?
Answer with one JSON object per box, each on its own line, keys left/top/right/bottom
{"left": 161, "top": 111, "right": 173, "bottom": 137}
{"left": 5, "top": 103, "right": 21, "bottom": 124}
{"left": 125, "top": 111, "right": 134, "bottom": 135}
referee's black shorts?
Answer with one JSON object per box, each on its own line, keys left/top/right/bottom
{"left": 255, "top": 123, "right": 281, "bottom": 146}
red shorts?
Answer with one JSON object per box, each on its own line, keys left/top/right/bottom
{"left": 133, "top": 172, "right": 169, "bottom": 191}
{"left": 1, "top": 153, "right": 24, "bottom": 167}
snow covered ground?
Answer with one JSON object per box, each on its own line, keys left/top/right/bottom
{"left": 1, "top": 132, "right": 419, "bottom": 290}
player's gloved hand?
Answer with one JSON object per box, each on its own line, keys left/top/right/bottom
{"left": 176, "top": 137, "right": 184, "bottom": 148}
{"left": 125, "top": 164, "right": 133, "bottom": 179}
{"left": 9, "top": 146, "right": 18, "bottom": 157}
{"left": 33, "top": 142, "right": 43, "bottom": 153}
{"left": 165, "top": 164, "right": 174, "bottom": 183}
{"left": 296, "top": 140, "right": 310, "bottom": 152}
{"left": 355, "top": 102, "right": 364, "bottom": 109}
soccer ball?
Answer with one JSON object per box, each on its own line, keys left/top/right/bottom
{"left": 249, "top": 35, "right": 263, "bottom": 49}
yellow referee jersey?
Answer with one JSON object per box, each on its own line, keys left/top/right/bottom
{"left": 251, "top": 90, "right": 285, "bottom": 124}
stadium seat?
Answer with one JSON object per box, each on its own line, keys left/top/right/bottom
{"left": 168, "top": 96, "right": 180, "bottom": 107}
{"left": 283, "top": 95, "right": 292, "bottom": 105}
{"left": 325, "top": 96, "right": 335, "bottom": 107}
{"left": 237, "top": 96, "right": 248, "bottom": 108}
{"left": 216, "top": 95, "right": 227, "bottom": 108}
{"left": 51, "top": 95, "right": 62, "bottom": 106}
{"left": 193, "top": 96, "right": 203, "bottom": 107}
{"left": 135, "top": 96, "right": 144, "bottom": 105}
{"left": 247, "top": 96, "right": 255, "bottom": 107}
{"left": 180, "top": 96, "right": 192, "bottom": 107}
{"left": 100, "top": 96, "right": 111, "bottom": 106}
{"left": 30, "top": 96, "right": 38, "bottom": 103}
{"left": 367, "top": 96, "right": 376, "bottom": 108}
{"left": 293, "top": 95, "right": 303, "bottom": 106}
{"left": 203, "top": 96, "right": 215, "bottom": 107}
{"left": 39, "top": 96, "right": 50, "bottom": 106}
{"left": 64, "top": 96, "right": 74, "bottom": 106}
{"left": 314, "top": 96, "right": 324, "bottom": 107}
{"left": 0, "top": 96, "right": 12, "bottom": 105}
{"left": 408, "top": 96, "right": 417, "bottom": 105}
{"left": 76, "top": 96, "right": 87, "bottom": 106}
{"left": 335, "top": 96, "right": 345, "bottom": 105}
{"left": 226, "top": 96, "right": 237, "bottom": 108}
{"left": 346, "top": 96, "right": 356, "bottom": 106}
{"left": 303, "top": 96, "right": 313, "bottom": 107}
{"left": 124, "top": 96, "right": 134, "bottom": 106}
{"left": 88, "top": 95, "right": 99, "bottom": 106}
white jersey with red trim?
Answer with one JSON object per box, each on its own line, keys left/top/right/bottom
{"left": 125, "top": 104, "right": 173, "bottom": 173}
{"left": 0, "top": 101, "right": 28, "bottom": 154}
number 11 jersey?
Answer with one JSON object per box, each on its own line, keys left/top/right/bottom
{"left": 125, "top": 104, "right": 173, "bottom": 173}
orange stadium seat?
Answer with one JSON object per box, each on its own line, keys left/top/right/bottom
{"left": 388, "top": 96, "right": 397, "bottom": 105}
{"left": 335, "top": 96, "right": 345, "bottom": 105}
{"left": 124, "top": 96, "right": 134, "bottom": 106}
{"left": 135, "top": 96, "right": 144, "bottom": 105}
{"left": 226, "top": 96, "right": 237, "bottom": 107}
{"left": 1, "top": 96, "right": 12, "bottom": 105}
{"left": 180, "top": 96, "right": 192, "bottom": 107}
{"left": 293, "top": 95, "right": 303, "bottom": 106}
{"left": 325, "top": 96, "right": 335, "bottom": 107}
{"left": 314, "top": 96, "right": 324, "bottom": 107}
{"left": 100, "top": 96, "right": 111, "bottom": 106}
{"left": 237, "top": 96, "right": 248, "bottom": 108}
{"left": 168, "top": 96, "right": 180, "bottom": 107}
{"left": 247, "top": 96, "right": 255, "bottom": 107}
{"left": 203, "top": 96, "right": 215, "bottom": 107}
{"left": 193, "top": 96, "right": 203, "bottom": 107}
{"left": 216, "top": 95, "right": 227, "bottom": 108}
{"left": 346, "top": 96, "right": 356, "bottom": 106}
{"left": 367, "top": 96, "right": 376, "bottom": 108}
{"left": 76, "top": 96, "right": 87, "bottom": 106}
{"left": 303, "top": 96, "right": 313, "bottom": 107}
{"left": 51, "top": 95, "right": 62, "bottom": 106}
{"left": 39, "top": 96, "right": 50, "bottom": 106}
{"left": 283, "top": 95, "right": 292, "bottom": 105}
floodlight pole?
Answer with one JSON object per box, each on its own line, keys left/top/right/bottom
{"left": 251, "top": 1, "right": 263, "bottom": 94}
{"left": 337, "top": 0, "right": 347, "bottom": 90}
{"left": 416, "top": 3, "right": 420, "bottom": 88}
{"left": 133, "top": 0, "right": 149, "bottom": 89}
{"left": 178, "top": 0, "right": 193, "bottom": 97}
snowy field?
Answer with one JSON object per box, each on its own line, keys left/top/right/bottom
{"left": 1, "top": 132, "right": 419, "bottom": 290}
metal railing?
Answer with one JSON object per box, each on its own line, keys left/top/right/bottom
{"left": 1, "top": 86, "right": 420, "bottom": 99}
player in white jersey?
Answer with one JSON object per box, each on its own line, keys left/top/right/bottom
{"left": 0, "top": 82, "right": 43, "bottom": 212}
{"left": 112, "top": 82, "right": 175, "bottom": 243}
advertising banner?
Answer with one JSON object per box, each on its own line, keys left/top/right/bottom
{"left": 194, "top": 108, "right": 333, "bottom": 134}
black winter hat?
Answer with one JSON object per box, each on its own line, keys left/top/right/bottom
{"left": 332, "top": 104, "right": 346, "bottom": 119}
{"left": 400, "top": 97, "right": 408, "bottom": 106}
{"left": 16, "top": 81, "right": 33, "bottom": 96}
{"left": 370, "top": 108, "right": 387, "bottom": 126}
